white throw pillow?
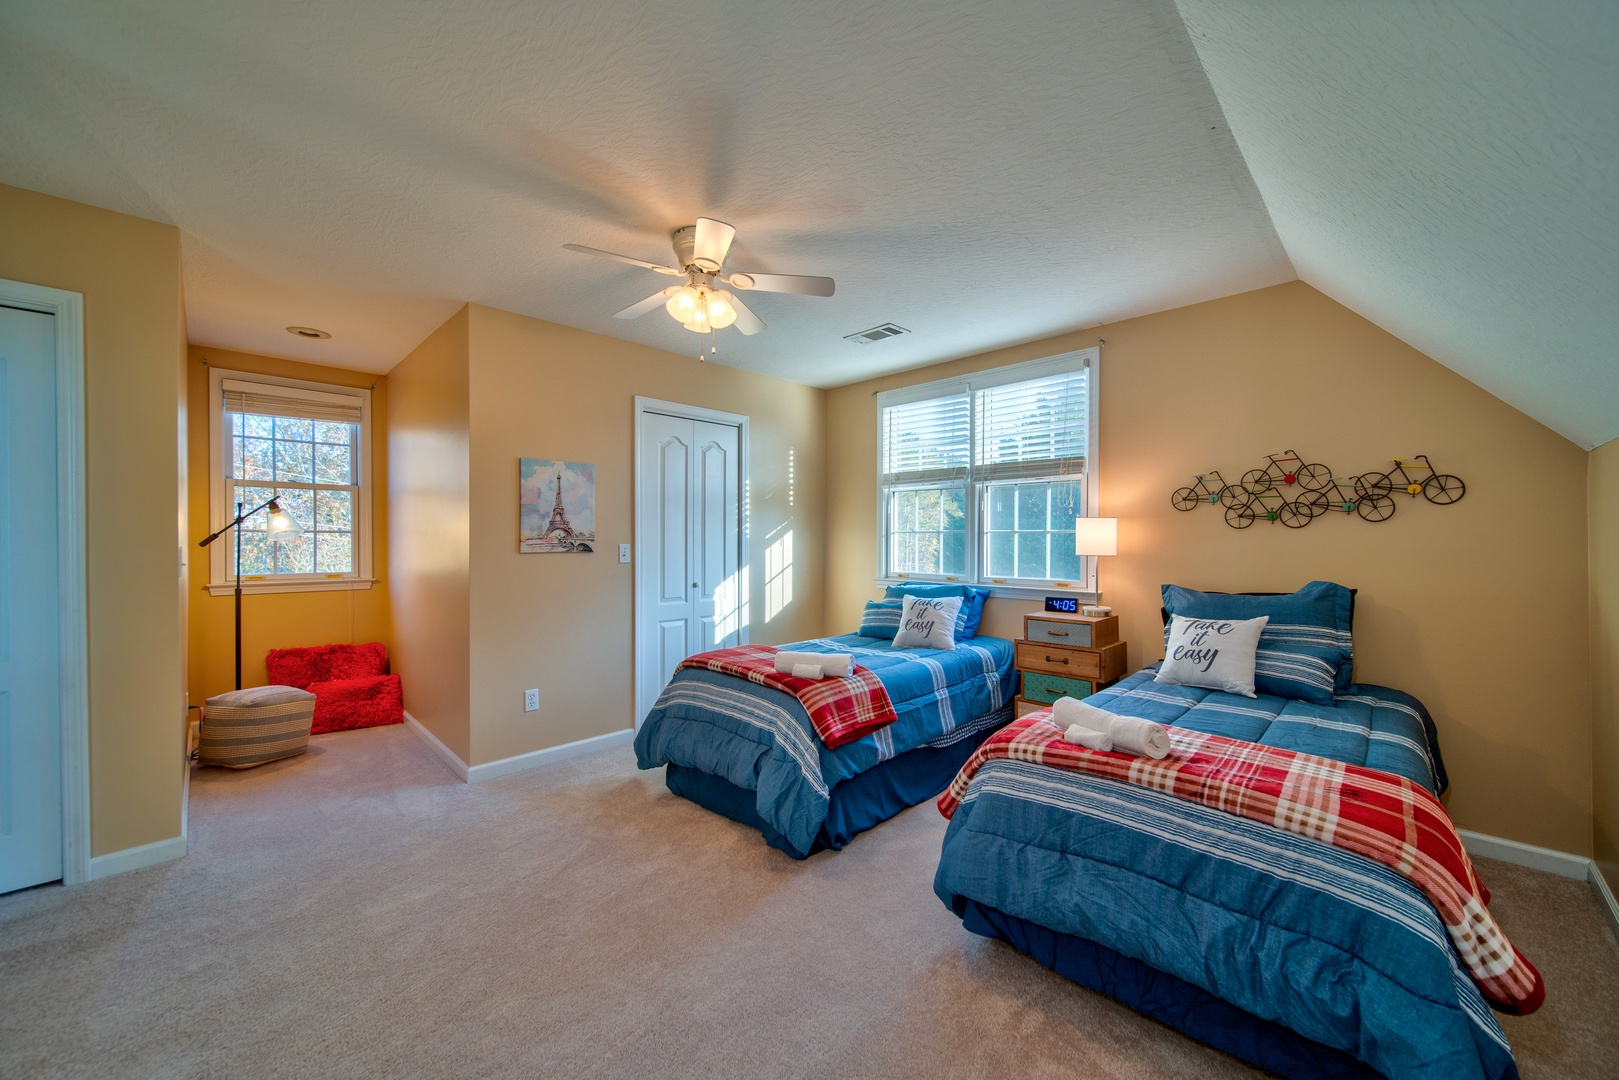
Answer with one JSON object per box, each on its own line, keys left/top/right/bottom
{"left": 892, "top": 594, "right": 962, "bottom": 651}
{"left": 1154, "top": 614, "right": 1270, "bottom": 697}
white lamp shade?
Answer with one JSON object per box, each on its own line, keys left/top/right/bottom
{"left": 1074, "top": 517, "right": 1117, "bottom": 556}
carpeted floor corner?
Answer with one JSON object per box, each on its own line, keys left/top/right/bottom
{"left": 2, "top": 724, "right": 1616, "bottom": 1078}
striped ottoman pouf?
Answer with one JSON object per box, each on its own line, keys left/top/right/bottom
{"left": 197, "top": 685, "right": 316, "bottom": 769}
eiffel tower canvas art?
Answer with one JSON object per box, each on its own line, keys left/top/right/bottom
{"left": 519, "top": 459, "right": 596, "bottom": 553}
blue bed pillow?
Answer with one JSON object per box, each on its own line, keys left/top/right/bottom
{"left": 883, "top": 583, "right": 989, "bottom": 639}
{"left": 859, "top": 599, "right": 902, "bottom": 640}
{"left": 1160, "top": 581, "right": 1355, "bottom": 704}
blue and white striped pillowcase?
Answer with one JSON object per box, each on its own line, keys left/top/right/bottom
{"left": 861, "top": 597, "right": 971, "bottom": 640}
{"left": 1161, "top": 620, "right": 1349, "bottom": 705}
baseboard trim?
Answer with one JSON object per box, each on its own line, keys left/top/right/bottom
{"left": 403, "top": 711, "right": 470, "bottom": 782}
{"left": 1589, "top": 862, "right": 1619, "bottom": 944}
{"left": 86, "top": 835, "right": 187, "bottom": 881}
{"left": 466, "top": 728, "right": 635, "bottom": 783}
{"left": 402, "top": 714, "right": 634, "bottom": 784}
{"left": 1459, "top": 829, "right": 1619, "bottom": 944}
{"left": 1458, "top": 829, "right": 1591, "bottom": 880}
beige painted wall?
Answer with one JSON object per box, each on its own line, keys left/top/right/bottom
{"left": 464, "top": 304, "right": 825, "bottom": 765}
{"left": 184, "top": 346, "right": 391, "bottom": 703}
{"left": 0, "top": 183, "right": 186, "bottom": 857}
{"left": 387, "top": 307, "right": 473, "bottom": 761}
{"left": 1589, "top": 437, "right": 1619, "bottom": 891}
{"left": 827, "top": 281, "right": 1592, "bottom": 854}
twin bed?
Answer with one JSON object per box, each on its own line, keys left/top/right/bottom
{"left": 632, "top": 582, "right": 1529, "bottom": 1080}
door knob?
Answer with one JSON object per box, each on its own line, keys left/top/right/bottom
{"left": 692, "top": 581, "right": 699, "bottom": 588}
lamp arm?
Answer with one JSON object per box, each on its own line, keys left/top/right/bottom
{"left": 197, "top": 495, "right": 281, "bottom": 547}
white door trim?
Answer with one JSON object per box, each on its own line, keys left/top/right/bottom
{"left": 0, "top": 278, "right": 90, "bottom": 886}
{"left": 632, "top": 396, "right": 749, "bottom": 728}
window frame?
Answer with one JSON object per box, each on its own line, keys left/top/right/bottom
{"left": 205, "top": 367, "right": 375, "bottom": 595}
{"left": 874, "top": 348, "right": 1101, "bottom": 600}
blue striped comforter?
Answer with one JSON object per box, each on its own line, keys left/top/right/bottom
{"left": 934, "top": 665, "right": 1516, "bottom": 1080}
{"left": 635, "top": 635, "right": 1017, "bottom": 855}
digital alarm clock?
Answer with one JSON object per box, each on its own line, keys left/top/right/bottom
{"left": 1044, "top": 596, "right": 1080, "bottom": 613}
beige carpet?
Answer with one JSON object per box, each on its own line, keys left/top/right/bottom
{"left": 2, "top": 725, "right": 1616, "bottom": 1079}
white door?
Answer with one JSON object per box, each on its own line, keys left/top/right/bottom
{"left": 0, "top": 304, "right": 63, "bottom": 894}
{"left": 636, "top": 409, "right": 741, "bottom": 727}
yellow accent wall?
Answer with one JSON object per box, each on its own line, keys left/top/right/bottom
{"left": 388, "top": 307, "right": 472, "bottom": 762}
{"left": 387, "top": 303, "right": 824, "bottom": 767}
{"left": 0, "top": 183, "right": 186, "bottom": 857}
{"left": 184, "top": 345, "right": 391, "bottom": 704}
{"left": 827, "top": 281, "right": 1593, "bottom": 854}
{"left": 1589, "top": 436, "right": 1619, "bottom": 891}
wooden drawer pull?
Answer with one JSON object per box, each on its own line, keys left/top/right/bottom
{"left": 1045, "top": 655, "right": 1069, "bottom": 665}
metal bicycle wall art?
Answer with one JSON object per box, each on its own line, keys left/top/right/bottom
{"left": 1170, "top": 452, "right": 1465, "bottom": 529}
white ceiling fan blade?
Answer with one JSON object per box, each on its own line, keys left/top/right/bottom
{"left": 613, "top": 287, "right": 679, "bottom": 319}
{"left": 727, "top": 271, "right": 835, "bottom": 297}
{"left": 729, "top": 293, "right": 766, "bottom": 336}
{"left": 692, "top": 217, "right": 736, "bottom": 272}
{"left": 563, "top": 243, "right": 682, "bottom": 275}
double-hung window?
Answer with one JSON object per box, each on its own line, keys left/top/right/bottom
{"left": 876, "top": 348, "right": 1098, "bottom": 594}
{"left": 206, "top": 368, "right": 374, "bottom": 594}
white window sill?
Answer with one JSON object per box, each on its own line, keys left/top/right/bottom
{"left": 205, "top": 578, "right": 376, "bottom": 596}
{"left": 875, "top": 578, "right": 1099, "bottom": 604}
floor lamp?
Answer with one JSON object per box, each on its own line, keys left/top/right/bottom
{"left": 198, "top": 496, "right": 303, "bottom": 690}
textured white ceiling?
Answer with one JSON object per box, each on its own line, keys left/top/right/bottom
{"left": 0, "top": 0, "right": 1290, "bottom": 385}
{"left": 1175, "top": 0, "right": 1619, "bottom": 449}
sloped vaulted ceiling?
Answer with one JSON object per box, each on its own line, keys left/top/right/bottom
{"left": 1174, "top": 0, "right": 1619, "bottom": 449}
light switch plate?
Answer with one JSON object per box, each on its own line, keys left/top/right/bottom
{"left": 619, "top": 544, "right": 631, "bottom": 563}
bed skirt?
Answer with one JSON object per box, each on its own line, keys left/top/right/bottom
{"left": 957, "top": 900, "right": 1386, "bottom": 1080}
{"left": 665, "top": 725, "right": 996, "bottom": 859}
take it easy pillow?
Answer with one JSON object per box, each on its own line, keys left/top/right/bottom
{"left": 883, "top": 583, "right": 988, "bottom": 639}
{"left": 892, "top": 595, "right": 962, "bottom": 651}
{"left": 1161, "top": 581, "right": 1355, "bottom": 704}
{"left": 858, "top": 599, "right": 902, "bottom": 640}
{"left": 1155, "top": 614, "right": 1269, "bottom": 697}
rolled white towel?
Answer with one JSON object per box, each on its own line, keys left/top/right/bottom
{"left": 791, "top": 663, "right": 824, "bottom": 680}
{"left": 1051, "top": 696, "right": 1172, "bottom": 759}
{"left": 1062, "top": 724, "right": 1113, "bottom": 751}
{"left": 774, "top": 651, "right": 854, "bottom": 678}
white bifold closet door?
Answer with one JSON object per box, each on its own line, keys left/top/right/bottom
{"left": 636, "top": 410, "right": 740, "bottom": 727}
{"left": 0, "top": 304, "right": 63, "bottom": 894}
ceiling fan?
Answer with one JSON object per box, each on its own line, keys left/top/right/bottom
{"left": 563, "top": 217, "right": 835, "bottom": 337}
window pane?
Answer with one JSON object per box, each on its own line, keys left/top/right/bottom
{"left": 887, "top": 485, "right": 966, "bottom": 576}
{"left": 234, "top": 485, "right": 274, "bottom": 522}
{"left": 1016, "top": 485, "right": 1049, "bottom": 530}
{"left": 987, "top": 531, "right": 1015, "bottom": 577}
{"left": 239, "top": 438, "right": 273, "bottom": 481}
{"left": 278, "top": 488, "right": 314, "bottom": 528}
{"left": 315, "top": 443, "right": 352, "bottom": 484}
{"left": 988, "top": 485, "right": 1015, "bottom": 530}
{"left": 1050, "top": 538, "right": 1084, "bottom": 581}
{"left": 242, "top": 413, "right": 273, "bottom": 438}
{"left": 237, "top": 532, "right": 273, "bottom": 576}
{"left": 274, "top": 416, "right": 312, "bottom": 442}
{"left": 231, "top": 413, "right": 243, "bottom": 435}
{"left": 1017, "top": 532, "right": 1048, "bottom": 578}
{"left": 315, "top": 533, "right": 353, "bottom": 573}
{"left": 315, "top": 489, "right": 352, "bottom": 531}
{"left": 274, "top": 439, "right": 313, "bottom": 482}
{"left": 273, "top": 533, "right": 314, "bottom": 574}
{"left": 894, "top": 491, "right": 915, "bottom": 533}
{"left": 314, "top": 421, "right": 351, "bottom": 444}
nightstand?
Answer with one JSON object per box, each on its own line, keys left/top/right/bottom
{"left": 1013, "top": 612, "right": 1128, "bottom": 717}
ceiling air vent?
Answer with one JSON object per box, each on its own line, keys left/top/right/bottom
{"left": 845, "top": 323, "right": 909, "bottom": 344}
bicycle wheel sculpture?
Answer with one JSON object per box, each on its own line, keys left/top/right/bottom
{"left": 1176, "top": 453, "right": 1465, "bottom": 532}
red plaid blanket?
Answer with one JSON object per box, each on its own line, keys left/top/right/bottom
{"left": 939, "top": 714, "right": 1545, "bottom": 1015}
{"left": 677, "top": 645, "right": 897, "bottom": 750}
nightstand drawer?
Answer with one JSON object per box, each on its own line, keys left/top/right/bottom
{"left": 1016, "top": 640, "right": 1129, "bottom": 682}
{"left": 1023, "top": 614, "right": 1119, "bottom": 649}
{"left": 1021, "top": 671, "right": 1096, "bottom": 704}
{"left": 1013, "top": 696, "right": 1049, "bottom": 718}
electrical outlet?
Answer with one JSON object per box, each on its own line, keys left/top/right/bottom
{"left": 619, "top": 543, "right": 631, "bottom": 564}
{"left": 524, "top": 688, "right": 539, "bottom": 712}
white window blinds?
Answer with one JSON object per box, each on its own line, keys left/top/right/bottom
{"left": 880, "top": 392, "right": 971, "bottom": 483}
{"left": 222, "top": 379, "right": 363, "bottom": 424}
{"left": 975, "top": 367, "right": 1088, "bottom": 480}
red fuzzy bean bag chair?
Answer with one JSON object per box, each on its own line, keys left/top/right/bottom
{"left": 264, "top": 642, "right": 402, "bottom": 735}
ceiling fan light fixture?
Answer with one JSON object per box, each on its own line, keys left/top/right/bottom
{"left": 666, "top": 285, "right": 701, "bottom": 323}
{"left": 707, "top": 290, "right": 737, "bottom": 330}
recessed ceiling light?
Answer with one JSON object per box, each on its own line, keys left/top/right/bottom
{"left": 286, "top": 326, "right": 331, "bottom": 339}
